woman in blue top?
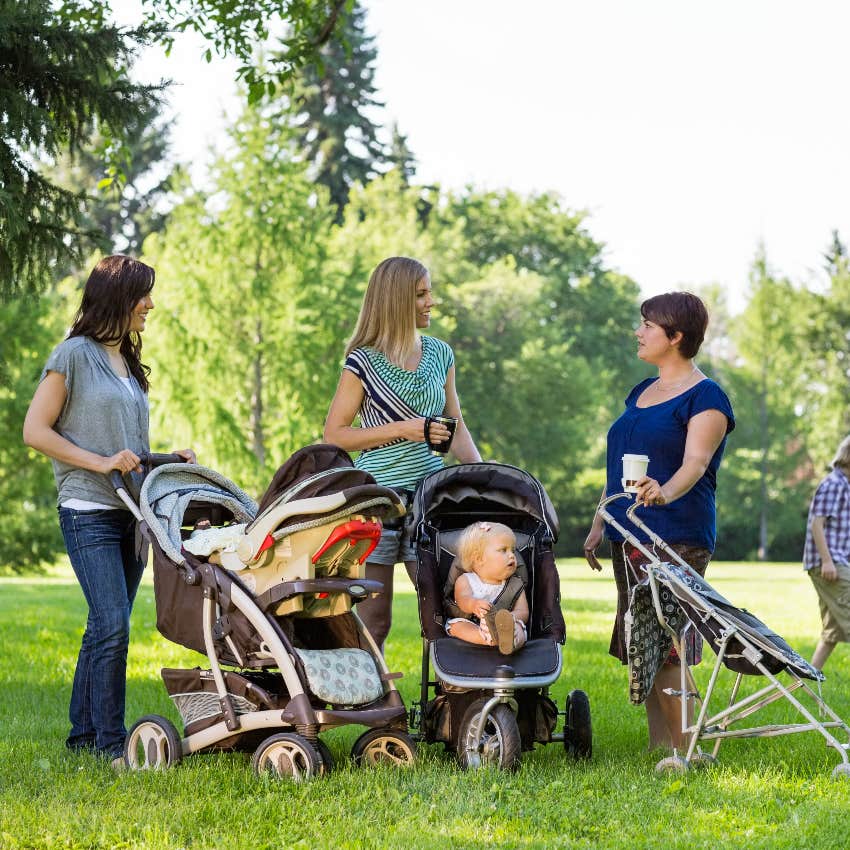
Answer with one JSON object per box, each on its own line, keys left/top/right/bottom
{"left": 324, "top": 257, "right": 481, "bottom": 650}
{"left": 583, "top": 291, "right": 735, "bottom": 751}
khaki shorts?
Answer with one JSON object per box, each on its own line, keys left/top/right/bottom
{"left": 808, "top": 563, "right": 850, "bottom": 644}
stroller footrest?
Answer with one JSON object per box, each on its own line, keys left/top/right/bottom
{"left": 431, "top": 637, "right": 561, "bottom": 680}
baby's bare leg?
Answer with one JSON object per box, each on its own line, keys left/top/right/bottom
{"left": 513, "top": 618, "right": 527, "bottom": 649}
{"left": 448, "top": 620, "right": 493, "bottom": 645}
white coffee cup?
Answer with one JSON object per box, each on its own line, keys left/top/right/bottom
{"left": 622, "top": 453, "right": 650, "bottom": 493}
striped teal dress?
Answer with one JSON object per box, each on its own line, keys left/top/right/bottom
{"left": 344, "top": 336, "right": 455, "bottom": 489}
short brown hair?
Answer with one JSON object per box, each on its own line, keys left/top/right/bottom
{"left": 640, "top": 292, "right": 708, "bottom": 359}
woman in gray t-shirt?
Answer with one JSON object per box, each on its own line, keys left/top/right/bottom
{"left": 23, "top": 255, "right": 195, "bottom": 766}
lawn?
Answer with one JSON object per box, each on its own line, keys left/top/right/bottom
{"left": 1, "top": 559, "right": 848, "bottom": 849}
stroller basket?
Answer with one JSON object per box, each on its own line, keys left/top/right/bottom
{"left": 598, "top": 492, "right": 850, "bottom": 779}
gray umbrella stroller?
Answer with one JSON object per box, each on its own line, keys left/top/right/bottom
{"left": 114, "top": 445, "right": 416, "bottom": 780}
{"left": 598, "top": 492, "right": 850, "bottom": 779}
{"left": 407, "top": 462, "right": 592, "bottom": 770}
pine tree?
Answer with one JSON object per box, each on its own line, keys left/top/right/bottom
{"left": 46, "top": 99, "right": 175, "bottom": 261}
{"left": 0, "top": 0, "right": 164, "bottom": 298}
{"left": 289, "top": 2, "right": 386, "bottom": 219}
{"left": 387, "top": 122, "right": 417, "bottom": 185}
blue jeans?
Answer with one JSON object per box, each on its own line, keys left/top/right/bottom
{"left": 59, "top": 507, "right": 145, "bottom": 759}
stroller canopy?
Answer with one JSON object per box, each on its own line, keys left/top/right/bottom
{"left": 408, "top": 463, "right": 560, "bottom": 541}
{"left": 140, "top": 465, "right": 258, "bottom": 565}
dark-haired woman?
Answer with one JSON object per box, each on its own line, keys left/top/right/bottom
{"left": 583, "top": 292, "right": 735, "bottom": 751}
{"left": 24, "top": 255, "right": 195, "bottom": 765}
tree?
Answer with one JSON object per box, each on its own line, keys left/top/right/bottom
{"left": 45, "top": 98, "right": 175, "bottom": 264}
{"left": 726, "top": 248, "right": 812, "bottom": 560}
{"left": 387, "top": 122, "right": 417, "bottom": 186}
{"left": 143, "top": 97, "right": 333, "bottom": 493}
{"left": 288, "top": 1, "right": 386, "bottom": 218}
{"left": 0, "top": 284, "right": 76, "bottom": 572}
{"left": 0, "top": 0, "right": 164, "bottom": 298}
{"left": 139, "top": 0, "right": 349, "bottom": 102}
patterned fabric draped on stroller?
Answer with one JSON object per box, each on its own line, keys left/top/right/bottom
{"left": 598, "top": 492, "right": 850, "bottom": 779}
{"left": 116, "top": 445, "right": 418, "bottom": 779}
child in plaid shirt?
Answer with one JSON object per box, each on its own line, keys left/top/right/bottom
{"left": 803, "top": 435, "right": 850, "bottom": 670}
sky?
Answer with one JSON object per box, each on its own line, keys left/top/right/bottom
{"left": 120, "top": 1, "right": 850, "bottom": 314}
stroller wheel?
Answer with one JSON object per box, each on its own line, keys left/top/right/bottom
{"left": 832, "top": 763, "right": 850, "bottom": 781}
{"left": 252, "top": 733, "right": 322, "bottom": 781}
{"left": 689, "top": 750, "right": 718, "bottom": 769}
{"left": 655, "top": 754, "right": 690, "bottom": 774}
{"left": 124, "top": 715, "right": 183, "bottom": 770}
{"left": 351, "top": 729, "right": 417, "bottom": 767}
{"left": 563, "top": 689, "right": 592, "bottom": 760}
{"left": 458, "top": 698, "right": 521, "bottom": 772}
{"left": 314, "top": 738, "right": 335, "bottom": 775}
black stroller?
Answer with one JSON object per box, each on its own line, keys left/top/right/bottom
{"left": 113, "top": 445, "right": 415, "bottom": 780}
{"left": 598, "top": 492, "right": 850, "bottom": 779}
{"left": 406, "top": 462, "right": 592, "bottom": 770}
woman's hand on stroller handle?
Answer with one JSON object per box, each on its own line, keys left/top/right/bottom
{"left": 108, "top": 449, "right": 195, "bottom": 492}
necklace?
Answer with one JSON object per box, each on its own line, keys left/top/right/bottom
{"left": 654, "top": 366, "right": 697, "bottom": 392}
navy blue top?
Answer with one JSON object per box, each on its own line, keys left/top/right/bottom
{"left": 604, "top": 378, "right": 735, "bottom": 551}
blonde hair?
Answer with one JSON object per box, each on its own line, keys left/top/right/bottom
{"left": 345, "top": 256, "right": 429, "bottom": 367}
{"left": 832, "top": 435, "right": 850, "bottom": 470}
{"left": 457, "top": 521, "right": 516, "bottom": 573}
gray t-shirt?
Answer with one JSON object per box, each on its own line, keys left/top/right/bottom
{"left": 42, "top": 336, "right": 150, "bottom": 508}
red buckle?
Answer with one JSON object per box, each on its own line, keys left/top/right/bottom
{"left": 312, "top": 519, "right": 382, "bottom": 565}
{"left": 256, "top": 533, "right": 275, "bottom": 557}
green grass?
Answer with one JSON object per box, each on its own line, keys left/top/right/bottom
{"left": 1, "top": 560, "right": 848, "bottom": 849}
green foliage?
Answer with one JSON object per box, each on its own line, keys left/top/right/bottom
{"left": 45, "top": 98, "right": 176, "bottom": 263}
{"left": 0, "top": 284, "right": 77, "bottom": 572}
{"left": 289, "top": 1, "right": 387, "bottom": 218}
{"left": 0, "top": 0, "right": 164, "bottom": 298}
{"left": 140, "top": 0, "right": 351, "bottom": 101}
{"left": 143, "top": 99, "right": 333, "bottom": 494}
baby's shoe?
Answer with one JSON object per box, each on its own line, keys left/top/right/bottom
{"left": 485, "top": 610, "right": 516, "bottom": 655}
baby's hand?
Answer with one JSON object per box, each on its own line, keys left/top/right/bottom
{"left": 472, "top": 600, "right": 491, "bottom": 620}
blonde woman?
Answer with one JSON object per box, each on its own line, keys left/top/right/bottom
{"left": 324, "top": 256, "right": 481, "bottom": 649}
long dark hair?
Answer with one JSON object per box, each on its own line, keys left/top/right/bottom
{"left": 68, "top": 255, "right": 154, "bottom": 392}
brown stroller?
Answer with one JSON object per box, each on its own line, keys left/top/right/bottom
{"left": 113, "top": 445, "right": 414, "bottom": 780}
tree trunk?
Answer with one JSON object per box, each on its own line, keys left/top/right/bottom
{"left": 758, "top": 366, "right": 769, "bottom": 561}
{"left": 251, "top": 317, "right": 265, "bottom": 467}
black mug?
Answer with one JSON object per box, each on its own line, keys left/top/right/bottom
{"left": 424, "top": 415, "right": 458, "bottom": 455}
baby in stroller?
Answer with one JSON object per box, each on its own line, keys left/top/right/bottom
{"left": 407, "top": 461, "right": 592, "bottom": 770}
{"left": 445, "top": 521, "right": 528, "bottom": 654}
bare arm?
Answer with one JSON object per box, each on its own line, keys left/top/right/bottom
{"left": 583, "top": 485, "right": 607, "bottom": 571}
{"left": 454, "top": 574, "right": 491, "bottom": 619}
{"left": 635, "top": 409, "right": 729, "bottom": 506}
{"left": 23, "top": 371, "right": 142, "bottom": 474}
{"left": 443, "top": 365, "right": 481, "bottom": 464}
{"left": 323, "top": 368, "right": 453, "bottom": 451}
{"left": 811, "top": 515, "right": 838, "bottom": 581}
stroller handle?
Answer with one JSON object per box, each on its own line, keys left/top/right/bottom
{"left": 110, "top": 451, "right": 189, "bottom": 519}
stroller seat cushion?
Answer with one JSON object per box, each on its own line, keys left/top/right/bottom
{"left": 183, "top": 524, "right": 247, "bottom": 557}
{"left": 431, "top": 637, "right": 560, "bottom": 680}
{"left": 295, "top": 648, "right": 383, "bottom": 706}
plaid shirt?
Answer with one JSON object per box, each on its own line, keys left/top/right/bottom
{"left": 803, "top": 467, "right": 850, "bottom": 570}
